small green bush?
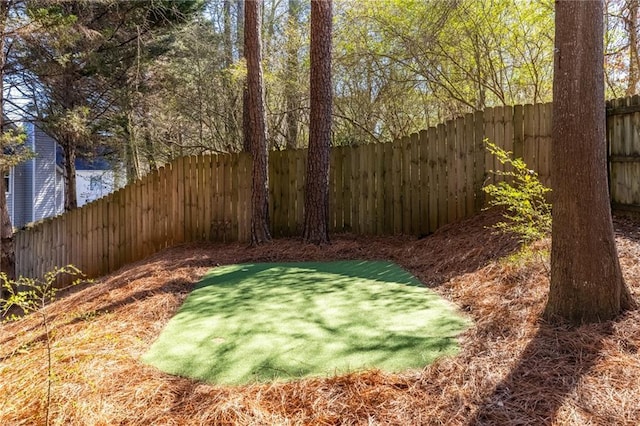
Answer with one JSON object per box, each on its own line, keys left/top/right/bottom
{"left": 1, "top": 265, "right": 84, "bottom": 320}
{"left": 482, "top": 140, "right": 552, "bottom": 244}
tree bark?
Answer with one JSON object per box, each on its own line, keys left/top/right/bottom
{"left": 238, "top": 0, "right": 250, "bottom": 152}
{"left": 625, "top": 0, "right": 639, "bottom": 95}
{"left": 285, "top": 0, "right": 301, "bottom": 149}
{"left": 63, "top": 141, "right": 78, "bottom": 211}
{"left": 0, "top": 173, "right": 13, "bottom": 281}
{"left": 0, "top": 0, "right": 14, "bottom": 282}
{"left": 236, "top": 0, "right": 244, "bottom": 60}
{"left": 245, "top": 0, "right": 271, "bottom": 245}
{"left": 303, "top": 0, "right": 332, "bottom": 245}
{"left": 223, "top": 0, "right": 233, "bottom": 68}
{"left": 544, "top": 0, "right": 635, "bottom": 325}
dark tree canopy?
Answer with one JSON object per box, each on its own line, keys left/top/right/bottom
{"left": 17, "top": 1, "right": 200, "bottom": 209}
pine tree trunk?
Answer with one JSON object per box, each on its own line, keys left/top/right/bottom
{"left": 223, "top": 0, "right": 233, "bottom": 67}
{"left": 63, "top": 142, "right": 78, "bottom": 211}
{"left": 625, "top": 0, "right": 639, "bottom": 95}
{"left": 285, "top": 0, "right": 301, "bottom": 149}
{"left": 544, "top": 0, "right": 635, "bottom": 325}
{"left": 245, "top": 0, "right": 271, "bottom": 245}
{"left": 239, "top": 0, "right": 250, "bottom": 153}
{"left": 223, "top": 0, "right": 239, "bottom": 148}
{"left": 236, "top": 0, "right": 244, "bottom": 59}
{"left": 142, "top": 100, "right": 157, "bottom": 171}
{"left": 303, "top": 0, "right": 332, "bottom": 245}
{"left": 0, "top": 0, "right": 14, "bottom": 282}
{"left": 0, "top": 169, "right": 14, "bottom": 281}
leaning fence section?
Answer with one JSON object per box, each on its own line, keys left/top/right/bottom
{"left": 608, "top": 95, "right": 640, "bottom": 211}
{"left": 12, "top": 101, "right": 559, "bottom": 282}
{"left": 14, "top": 153, "right": 253, "bottom": 280}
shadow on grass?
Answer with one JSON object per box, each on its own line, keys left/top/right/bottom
{"left": 470, "top": 322, "right": 612, "bottom": 425}
{"left": 142, "top": 261, "right": 471, "bottom": 385}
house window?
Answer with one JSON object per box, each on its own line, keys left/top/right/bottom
{"left": 89, "top": 175, "right": 102, "bottom": 191}
{"left": 4, "top": 172, "right": 9, "bottom": 194}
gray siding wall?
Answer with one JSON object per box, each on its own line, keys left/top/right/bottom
{"left": 11, "top": 127, "right": 34, "bottom": 228}
{"left": 32, "top": 125, "right": 60, "bottom": 222}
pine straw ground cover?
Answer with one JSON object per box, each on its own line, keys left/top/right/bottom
{"left": 1, "top": 209, "right": 639, "bottom": 425}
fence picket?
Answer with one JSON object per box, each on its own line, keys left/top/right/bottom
{"left": 410, "top": 133, "right": 421, "bottom": 235}
{"left": 484, "top": 107, "right": 496, "bottom": 185}
{"left": 473, "top": 110, "right": 485, "bottom": 211}
{"left": 427, "top": 127, "right": 438, "bottom": 233}
{"left": 455, "top": 118, "right": 466, "bottom": 220}
{"left": 446, "top": 120, "right": 458, "bottom": 224}
{"left": 630, "top": 96, "right": 640, "bottom": 205}
{"left": 417, "top": 130, "right": 430, "bottom": 236}
{"left": 383, "top": 142, "right": 393, "bottom": 233}
{"left": 539, "top": 103, "right": 552, "bottom": 188}
{"left": 463, "top": 113, "right": 475, "bottom": 215}
{"left": 373, "top": 142, "right": 384, "bottom": 234}
{"left": 392, "top": 140, "right": 403, "bottom": 234}
{"left": 401, "top": 137, "right": 412, "bottom": 234}
{"left": 295, "top": 149, "right": 306, "bottom": 234}
{"left": 280, "top": 150, "right": 291, "bottom": 235}
{"left": 523, "top": 104, "right": 536, "bottom": 172}
{"left": 436, "top": 124, "right": 448, "bottom": 228}
{"left": 330, "top": 147, "right": 342, "bottom": 232}
{"left": 361, "top": 143, "right": 372, "bottom": 234}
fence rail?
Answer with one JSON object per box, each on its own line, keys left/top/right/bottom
{"left": 13, "top": 97, "right": 640, "bottom": 281}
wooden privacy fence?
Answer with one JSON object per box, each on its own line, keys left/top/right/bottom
{"left": 270, "top": 102, "right": 553, "bottom": 239}
{"left": 14, "top": 96, "right": 640, "bottom": 281}
{"left": 15, "top": 154, "right": 254, "bottom": 281}
{"left": 608, "top": 95, "right": 640, "bottom": 211}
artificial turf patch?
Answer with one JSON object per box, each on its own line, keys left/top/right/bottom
{"left": 141, "top": 261, "right": 471, "bottom": 385}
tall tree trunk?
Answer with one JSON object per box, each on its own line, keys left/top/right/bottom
{"left": 125, "top": 113, "right": 141, "bottom": 183}
{"left": 544, "top": 0, "right": 635, "bottom": 325}
{"left": 223, "top": 0, "right": 233, "bottom": 68}
{"left": 143, "top": 123, "right": 157, "bottom": 172}
{"left": 0, "top": 168, "right": 13, "bottom": 281}
{"left": 240, "top": 0, "right": 250, "bottom": 152}
{"left": 0, "top": 0, "right": 14, "bottom": 282}
{"left": 245, "top": 0, "right": 271, "bottom": 245}
{"left": 223, "top": 0, "right": 239, "bottom": 148}
{"left": 63, "top": 142, "right": 78, "bottom": 211}
{"left": 285, "top": 0, "right": 301, "bottom": 149}
{"left": 625, "top": 0, "right": 639, "bottom": 95}
{"left": 303, "top": 0, "right": 332, "bottom": 245}
{"left": 242, "top": 88, "right": 250, "bottom": 152}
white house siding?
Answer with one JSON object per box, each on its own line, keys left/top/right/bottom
{"left": 76, "top": 169, "right": 116, "bottom": 207}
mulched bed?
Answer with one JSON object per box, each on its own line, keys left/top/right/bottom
{"left": 1, "top": 209, "right": 639, "bottom": 425}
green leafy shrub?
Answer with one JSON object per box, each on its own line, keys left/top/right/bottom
{"left": 482, "top": 140, "right": 552, "bottom": 244}
{"left": 1, "top": 265, "right": 84, "bottom": 320}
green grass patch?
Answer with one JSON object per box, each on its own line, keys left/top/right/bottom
{"left": 141, "top": 261, "right": 471, "bottom": 385}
